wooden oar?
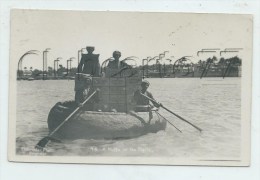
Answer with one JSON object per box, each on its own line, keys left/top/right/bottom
{"left": 35, "top": 90, "right": 98, "bottom": 150}
{"left": 140, "top": 93, "right": 202, "bottom": 132}
{"left": 155, "top": 111, "right": 182, "bottom": 133}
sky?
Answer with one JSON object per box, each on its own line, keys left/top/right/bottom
{"left": 10, "top": 9, "right": 252, "bottom": 70}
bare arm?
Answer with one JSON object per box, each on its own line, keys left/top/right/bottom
{"left": 147, "top": 92, "right": 160, "bottom": 108}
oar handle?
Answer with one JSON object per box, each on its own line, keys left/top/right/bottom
{"left": 49, "top": 90, "right": 98, "bottom": 137}
{"left": 140, "top": 93, "right": 202, "bottom": 132}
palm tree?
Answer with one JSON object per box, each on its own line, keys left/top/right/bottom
{"left": 17, "top": 50, "right": 39, "bottom": 78}
{"left": 48, "top": 66, "right": 53, "bottom": 76}
{"left": 218, "top": 57, "right": 225, "bottom": 64}
{"left": 212, "top": 56, "right": 218, "bottom": 64}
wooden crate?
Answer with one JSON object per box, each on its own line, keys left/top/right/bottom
{"left": 126, "top": 94, "right": 135, "bottom": 103}
{"left": 93, "top": 86, "right": 110, "bottom": 94}
{"left": 94, "top": 103, "right": 127, "bottom": 112}
{"left": 104, "top": 68, "right": 120, "bottom": 77}
{"left": 126, "top": 78, "right": 141, "bottom": 95}
{"left": 109, "top": 86, "right": 126, "bottom": 95}
{"left": 92, "top": 77, "right": 109, "bottom": 86}
{"left": 94, "top": 103, "right": 110, "bottom": 112}
{"left": 109, "top": 94, "right": 126, "bottom": 104}
{"left": 90, "top": 77, "right": 143, "bottom": 112}
{"left": 126, "top": 86, "right": 139, "bottom": 96}
{"left": 126, "top": 77, "right": 142, "bottom": 86}
{"left": 109, "top": 103, "right": 126, "bottom": 112}
{"left": 109, "top": 78, "right": 126, "bottom": 86}
{"left": 98, "top": 94, "right": 109, "bottom": 103}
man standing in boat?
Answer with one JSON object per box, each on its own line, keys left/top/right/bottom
{"left": 105, "top": 51, "right": 131, "bottom": 77}
{"left": 77, "top": 46, "right": 100, "bottom": 76}
{"left": 75, "top": 46, "right": 100, "bottom": 107}
{"left": 107, "top": 51, "right": 129, "bottom": 69}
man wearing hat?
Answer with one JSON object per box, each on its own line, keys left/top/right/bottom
{"left": 75, "top": 46, "right": 100, "bottom": 106}
{"left": 107, "top": 51, "right": 126, "bottom": 69}
{"left": 77, "top": 46, "right": 100, "bottom": 77}
{"left": 133, "top": 80, "right": 161, "bottom": 112}
{"left": 105, "top": 51, "right": 131, "bottom": 77}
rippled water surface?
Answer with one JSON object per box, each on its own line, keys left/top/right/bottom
{"left": 16, "top": 78, "right": 241, "bottom": 159}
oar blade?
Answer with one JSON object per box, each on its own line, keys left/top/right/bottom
{"left": 34, "top": 90, "right": 98, "bottom": 150}
{"left": 35, "top": 137, "right": 50, "bottom": 150}
{"left": 139, "top": 93, "right": 202, "bottom": 132}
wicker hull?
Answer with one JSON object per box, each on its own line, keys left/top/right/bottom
{"left": 48, "top": 102, "right": 167, "bottom": 140}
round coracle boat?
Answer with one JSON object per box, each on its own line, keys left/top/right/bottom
{"left": 48, "top": 101, "right": 167, "bottom": 140}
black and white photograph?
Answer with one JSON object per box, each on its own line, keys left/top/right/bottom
{"left": 8, "top": 9, "right": 252, "bottom": 166}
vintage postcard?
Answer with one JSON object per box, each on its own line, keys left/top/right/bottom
{"left": 8, "top": 9, "right": 252, "bottom": 166}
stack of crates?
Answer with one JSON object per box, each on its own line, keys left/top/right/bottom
{"left": 125, "top": 77, "right": 142, "bottom": 111}
{"left": 92, "top": 77, "right": 142, "bottom": 112}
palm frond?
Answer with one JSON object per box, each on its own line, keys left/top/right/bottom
{"left": 18, "top": 50, "right": 39, "bottom": 65}
{"left": 101, "top": 57, "right": 114, "bottom": 68}
{"left": 124, "top": 56, "right": 138, "bottom": 59}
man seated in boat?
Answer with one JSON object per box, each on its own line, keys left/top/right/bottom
{"left": 74, "top": 74, "right": 99, "bottom": 110}
{"left": 133, "top": 80, "right": 161, "bottom": 112}
{"left": 77, "top": 46, "right": 100, "bottom": 77}
{"left": 105, "top": 51, "right": 131, "bottom": 77}
{"left": 133, "top": 80, "right": 161, "bottom": 124}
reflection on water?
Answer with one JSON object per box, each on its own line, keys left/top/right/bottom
{"left": 16, "top": 78, "right": 241, "bottom": 158}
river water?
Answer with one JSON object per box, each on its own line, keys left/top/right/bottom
{"left": 16, "top": 78, "right": 241, "bottom": 159}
